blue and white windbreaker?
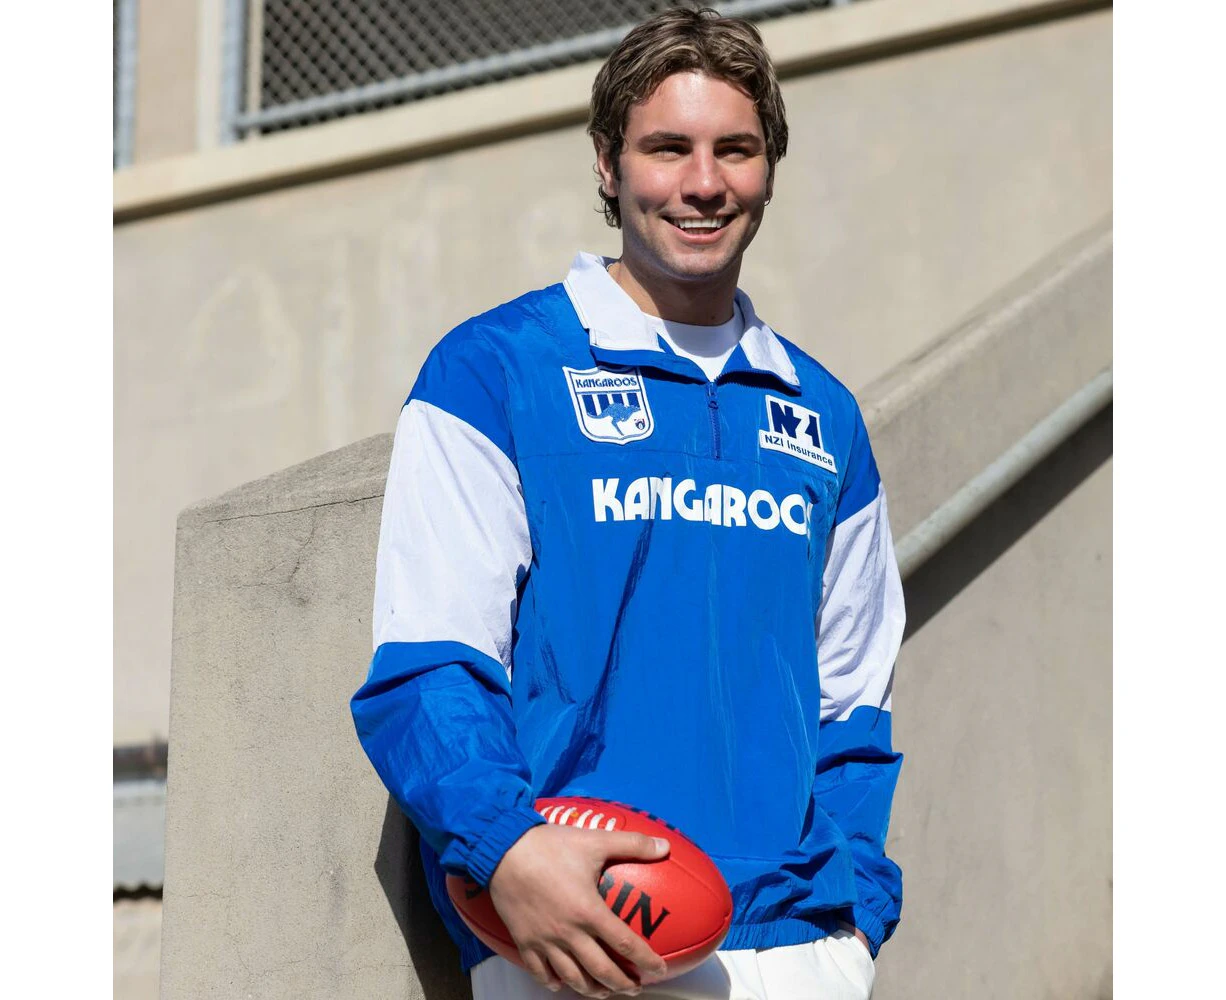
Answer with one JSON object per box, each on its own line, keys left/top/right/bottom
{"left": 351, "top": 252, "right": 905, "bottom": 969}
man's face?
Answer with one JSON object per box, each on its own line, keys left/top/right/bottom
{"left": 597, "top": 71, "right": 773, "bottom": 289}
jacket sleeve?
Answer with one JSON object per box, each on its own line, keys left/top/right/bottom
{"left": 350, "top": 326, "right": 544, "bottom": 886}
{"left": 811, "top": 403, "right": 906, "bottom": 956}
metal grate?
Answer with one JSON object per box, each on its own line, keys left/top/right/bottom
{"left": 223, "top": 0, "right": 851, "bottom": 140}
{"left": 114, "top": 0, "right": 139, "bottom": 167}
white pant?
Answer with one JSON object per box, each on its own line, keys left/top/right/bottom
{"left": 471, "top": 930, "right": 876, "bottom": 1000}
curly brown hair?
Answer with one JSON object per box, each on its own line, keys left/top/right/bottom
{"left": 588, "top": 5, "right": 789, "bottom": 228}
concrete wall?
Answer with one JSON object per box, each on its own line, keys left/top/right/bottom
{"left": 115, "top": 898, "right": 163, "bottom": 1000}
{"left": 160, "top": 223, "right": 1111, "bottom": 998}
{"left": 882, "top": 416, "right": 1112, "bottom": 1000}
{"left": 116, "top": 6, "right": 1112, "bottom": 744}
{"left": 132, "top": 0, "right": 199, "bottom": 163}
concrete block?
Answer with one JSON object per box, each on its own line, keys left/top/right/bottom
{"left": 163, "top": 436, "right": 464, "bottom": 998}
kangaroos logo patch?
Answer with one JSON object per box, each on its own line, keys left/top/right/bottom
{"left": 563, "top": 367, "right": 654, "bottom": 445}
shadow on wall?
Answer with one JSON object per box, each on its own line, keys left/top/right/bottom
{"left": 376, "top": 798, "right": 474, "bottom": 1000}
{"left": 903, "top": 403, "right": 1112, "bottom": 640}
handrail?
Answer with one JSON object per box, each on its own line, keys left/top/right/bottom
{"left": 896, "top": 367, "right": 1112, "bottom": 579}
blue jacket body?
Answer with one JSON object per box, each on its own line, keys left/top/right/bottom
{"left": 352, "top": 253, "right": 905, "bottom": 970}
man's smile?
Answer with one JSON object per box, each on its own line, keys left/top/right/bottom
{"left": 665, "top": 215, "right": 735, "bottom": 231}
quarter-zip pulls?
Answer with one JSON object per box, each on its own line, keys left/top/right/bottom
{"left": 707, "top": 382, "right": 721, "bottom": 459}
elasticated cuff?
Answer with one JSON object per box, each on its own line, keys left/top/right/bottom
{"left": 851, "top": 905, "right": 889, "bottom": 957}
{"left": 463, "top": 804, "right": 547, "bottom": 886}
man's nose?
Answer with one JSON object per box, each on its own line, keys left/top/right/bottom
{"left": 681, "top": 149, "right": 725, "bottom": 201}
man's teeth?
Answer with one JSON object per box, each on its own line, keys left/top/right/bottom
{"left": 672, "top": 217, "right": 730, "bottom": 231}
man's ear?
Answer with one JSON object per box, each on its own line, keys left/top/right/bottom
{"left": 595, "top": 139, "right": 619, "bottom": 199}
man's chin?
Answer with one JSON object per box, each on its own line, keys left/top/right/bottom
{"left": 623, "top": 232, "right": 744, "bottom": 286}
{"left": 661, "top": 252, "right": 738, "bottom": 283}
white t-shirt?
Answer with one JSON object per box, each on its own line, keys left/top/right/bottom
{"left": 647, "top": 302, "right": 745, "bottom": 382}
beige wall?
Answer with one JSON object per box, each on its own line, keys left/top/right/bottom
{"left": 132, "top": 0, "right": 199, "bottom": 163}
{"left": 114, "top": 9, "right": 1112, "bottom": 743}
{"left": 881, "top": 428, "right": 1112, "bottom": 1000}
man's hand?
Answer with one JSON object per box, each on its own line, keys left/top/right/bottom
{"left": 841, "top": 922, "right": 872, "bottom": 956}
{"left": 487, "top": 823, "right": 671, "bottom": 997}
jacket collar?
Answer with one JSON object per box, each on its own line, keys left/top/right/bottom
{"left": 562, "top": 251, "right": 801, "bottom": 389}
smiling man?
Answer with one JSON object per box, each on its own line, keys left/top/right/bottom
{"left": 352, "top": 7, "right": 905, "bottom": 1000}
{"left": 595, "top": 69, "right": 772, "bottom": 325}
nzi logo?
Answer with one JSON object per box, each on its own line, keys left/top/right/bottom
{"left": 759, "top": 396, "right": 837, "bottom": 473}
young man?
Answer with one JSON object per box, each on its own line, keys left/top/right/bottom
{"left": 352, "top": 8, "right": 904, "bottom": 999}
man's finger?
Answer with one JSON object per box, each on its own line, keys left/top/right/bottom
{"left": 569, "top": 934, "right": 643, "bottom": 996}
{"left": 546, "top": 946, "right": 608, "bottom": 998}
{"left": 521, "top": 949, "right": 562, "bottom": 993}
{"left": 590, "top": 905, "right": 669, "bottom": 982}
{"left": 598, "top": 830, "right": 670, "bottom": 862}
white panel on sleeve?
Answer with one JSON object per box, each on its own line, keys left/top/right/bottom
{"left": 373, "top": 399, "right": 531, "bottom": 677}
{"left": 816, "top": 485, "right": 905, "bottom": 722}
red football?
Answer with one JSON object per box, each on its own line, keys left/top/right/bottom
{"left": 445, "top": 797, "right": 733, "bottom": 979}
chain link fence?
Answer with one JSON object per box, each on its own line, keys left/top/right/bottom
{"left": 223, "top": 0, "right": 854, "bottom": 140}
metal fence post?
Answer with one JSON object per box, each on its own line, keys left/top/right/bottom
{"left": 220, "top": 0, "right": 249, "bottom": 144}
{"left": 113, "top": 0, "right": 140, "bottom": 168}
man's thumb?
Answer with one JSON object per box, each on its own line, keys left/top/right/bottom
{"left": 605, "top": 830, "right": 670, "bottom": 861}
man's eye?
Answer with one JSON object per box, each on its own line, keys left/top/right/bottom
{"left": 652, "top": 145, "right": 686, "bottom": 155}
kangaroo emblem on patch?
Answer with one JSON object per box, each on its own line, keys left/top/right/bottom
{"left": 563, "top": 367, "right": 655, "bottom": 444}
